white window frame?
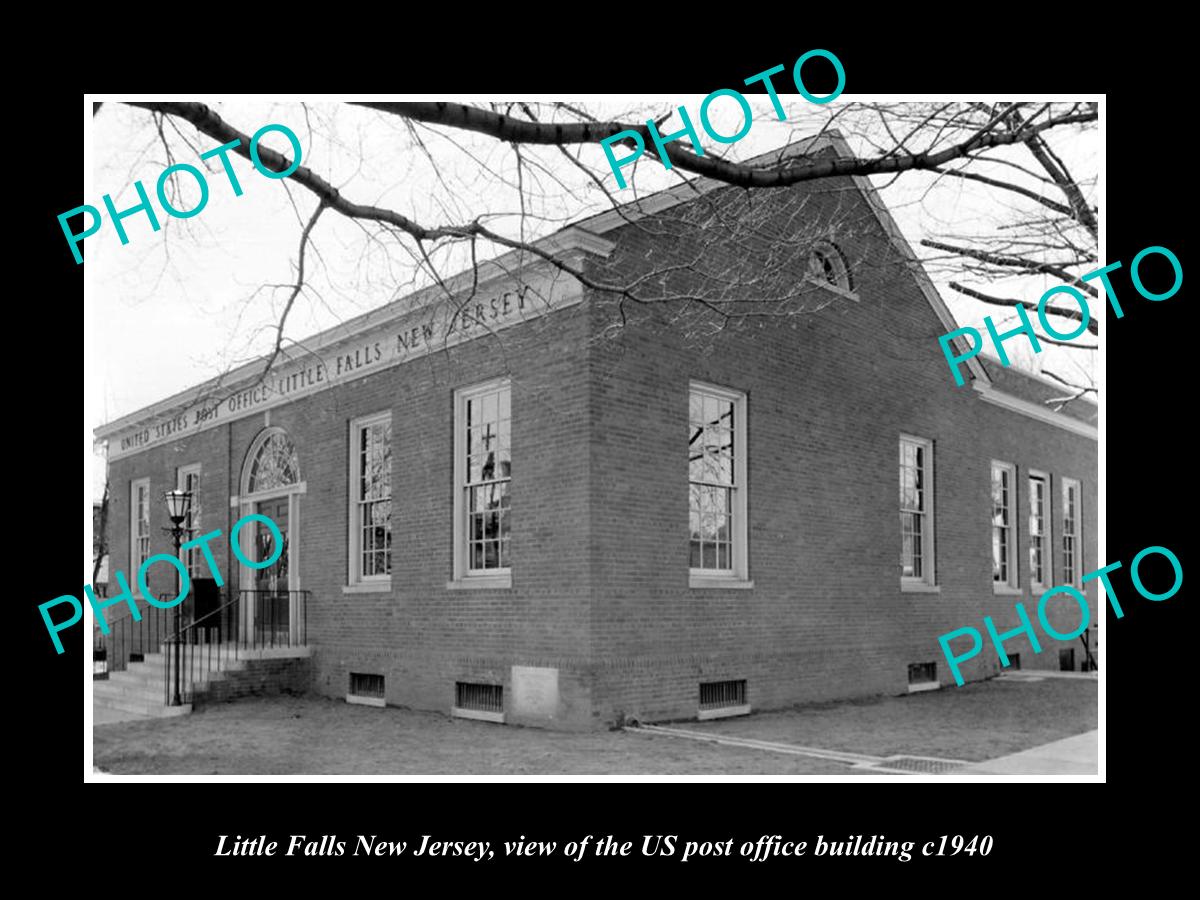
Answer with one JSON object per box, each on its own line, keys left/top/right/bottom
{"left": 899, "top": 434, "right": 937, "bottom": 591}
{"left": 345, "top": 411, "right": 393, "bottom": 592}
{"left": 450, "top": 377, "right": 512, "bottom": 589}
{"left": 1061, "top": 477, "right": 1082, "bottom": 589}
{"left": 176, "top": 464, "right": 202, "bottom": 578}
{"left": 991, "top": 460, "right": 1020, "bottom": 594}
{"left": 1028, "top": 469, "right": 1051, "bottom": 591}
{"left": 688, "top": 381, "right": 751, "bottom": 589}
{"left": 129, "top": 477, "right": 151, "bottom": 594}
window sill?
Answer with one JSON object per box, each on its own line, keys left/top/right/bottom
{"left": 451, "top": 707, "right": 505, "bottom": 724}
{"left": 342, "top": 581, "right": 392, "bottom": 595}
{"left": 900, "top": 582, "right": 940, "bottom": 594}
{"left": 804, "top": 276, "right": 860, "bottom": 302}
{"left": 697, "top": 704, "right": 752, "bottom": 720}
{"left": 446, "top": 573, "right": 512, "bottom": 590}
{"left": 992, "top": 584, "right": 1023, "bottom": 596}
{"left": 907, "top": 681, "right": 941, "bottom": 694}
{"left": 689, "top": 575, "right": 755, "bottom": 590}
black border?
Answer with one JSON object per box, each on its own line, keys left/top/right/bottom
{"left": 25, "top": 24, "right": 1189, "bottom": 880}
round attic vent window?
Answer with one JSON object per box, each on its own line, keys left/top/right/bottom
{"left": 808, "top": 241, "right": 851, "bottom": 291}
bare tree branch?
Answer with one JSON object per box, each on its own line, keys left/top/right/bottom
{"left": 929, "top": 165, "right": 1072, "bottom": 216}
{"left": 925, "top": 239, "right": 1098, "bottom": 297}
{"left": 92, "top": 477, "right": 110, "bottom": 587}
{"left": 353, "top": 101, "right": 1096, "bottom": 189}
{"left": 948, "top": 281, "right": 1098, "bottom": 336}
{"left": 257, "top": 201, "right": 328, "bottom": 380}
{"left": 1006, "top": 107, "right": 1098, "bottom": 238}
{"left": 106, "top": 99, "right": 1098, "bottom": 425}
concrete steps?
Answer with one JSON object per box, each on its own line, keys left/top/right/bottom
{"left": 94, "top": 654, "right": 237, "bottom": 719}
{"left": 93, "top": 643, "right": 311, "bottom": 719}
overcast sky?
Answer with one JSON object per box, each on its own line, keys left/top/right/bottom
{"left": 86, "top": 97, "right": 1100, "bottom": 498}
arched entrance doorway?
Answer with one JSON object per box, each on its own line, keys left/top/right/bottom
{"left": 238, "top": 427, "right": 305, "bottom": 645}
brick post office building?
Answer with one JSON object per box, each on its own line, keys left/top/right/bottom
{"left": 95, "top": 134, "right": 1098, "bottom": 730}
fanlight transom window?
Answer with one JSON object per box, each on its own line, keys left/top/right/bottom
{"left": 247, "top": 431, "right": 300, "bottom": 493}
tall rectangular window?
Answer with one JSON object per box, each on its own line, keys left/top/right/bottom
{"left": 992, "top": 461, "right": 1017, "bottom": 590}
{"left": 899, "top": 435, "right": 935, "bottom": 587}
{"left": 689, "top": 382, "right": 749, "bottom": 585}
{"left": 453, "top": 379, "right": 511, "bottom": 583}
{"left": 177, "top": 465, "right": 202, "bottom": 577}
{"left": 130, "top": 477, "right": 150, "bottom": 583}
{"left": 1029, "top": 472, "right": 1050, "bottom": 588}
{"left": 1062, "top": 477, "right": 1081, "bottom": 587}
{"left": 349, "top": 412, "right": 392, "bottom": 584}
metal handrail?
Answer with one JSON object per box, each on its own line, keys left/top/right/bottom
{"left": 92, "top": 593, "right": 175, "bottom": 678}
{"left": 1079, "top": 628, "right": 1098, "bottom": 671}
{"left": 168, "top": 590, "right": 240, "bottom": 641}
{"left": 162, "top": 589, "right": 309, "bottom": 706}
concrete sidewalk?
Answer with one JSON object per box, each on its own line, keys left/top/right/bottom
{"left": 93, "top": 701, "right": 150, "bottom": 726}
{"left": 963, "top": 730, "right": 1097, "bottom": 775}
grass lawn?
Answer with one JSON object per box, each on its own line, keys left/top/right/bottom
{"left": 93, "top": 696, "right": 855, "bottom": 775}
{"left": 92, "top": 675, "right": 1095, "bottom": 775}
{"left": 685, "top": 675, "right": 1097, "bottom": 762}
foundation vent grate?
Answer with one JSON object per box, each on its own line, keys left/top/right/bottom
{"left": 349, "top": 672, "right": 385, "bottom": 699}
{"left": 456, "top": 682, "right": 503, "bottom": 714}
{"left": 908, "top": 662, "right": 937, "bottom": 685}
{"left": 699, "top": 679, "right": 747, "bottom": 710}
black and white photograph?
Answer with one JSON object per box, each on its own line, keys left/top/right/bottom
{"left": 80, "top": 89, "right": 1110, "bottom": 780}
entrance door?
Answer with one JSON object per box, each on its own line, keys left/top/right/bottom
{"left": 254, "top": 497, "right": 290, "bottom": 646}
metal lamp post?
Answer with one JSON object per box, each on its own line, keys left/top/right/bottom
{"left": 163, "top": 489, "right": 192, "bottom": 706}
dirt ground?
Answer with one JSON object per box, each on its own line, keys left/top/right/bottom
{"left": 92, "top": 674, "right": 1096, "bottom": 775}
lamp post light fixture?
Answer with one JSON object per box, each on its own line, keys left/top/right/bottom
{"left": 163, "top": 489, "right": 192, "bottom": 706}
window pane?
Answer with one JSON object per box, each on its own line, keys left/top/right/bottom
{"left": 1029, "top": 476, "right": 1047, "bottom": 583}
{"left": 463, "top": 385, "right": 511, "bottom": 571}
{"left": 354, "top": 419, "right": 393, "bottom": 579}
{"left": 900, "top": 439, "right": 932, "bottom": 581}
{"left": 688, "top": 387, "right": 742, "bottom": 573}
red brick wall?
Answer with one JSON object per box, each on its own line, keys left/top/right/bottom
{"left": 106, "top": 424, "right": 233, "bottom": 616}
{"left": 582, "top": 176, "right": 1098, "bottom": 725}
{"left": 109, "top": 297, "right": 598, "bottom": 728}
{"left": 105, "top": 173, "right": 1098, "bottom": 731}
{"left": 198, "top": 657, "right": 311, "bottom": 705}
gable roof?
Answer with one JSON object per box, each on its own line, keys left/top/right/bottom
{"left": 977, "top": 354, "right": 1097, "bottom": 431}
{"left": 97, "top": 129, "right": 1099, "bottom": 442}
{"left": 570, "top": 131, "right": 992, "bottom": 389}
